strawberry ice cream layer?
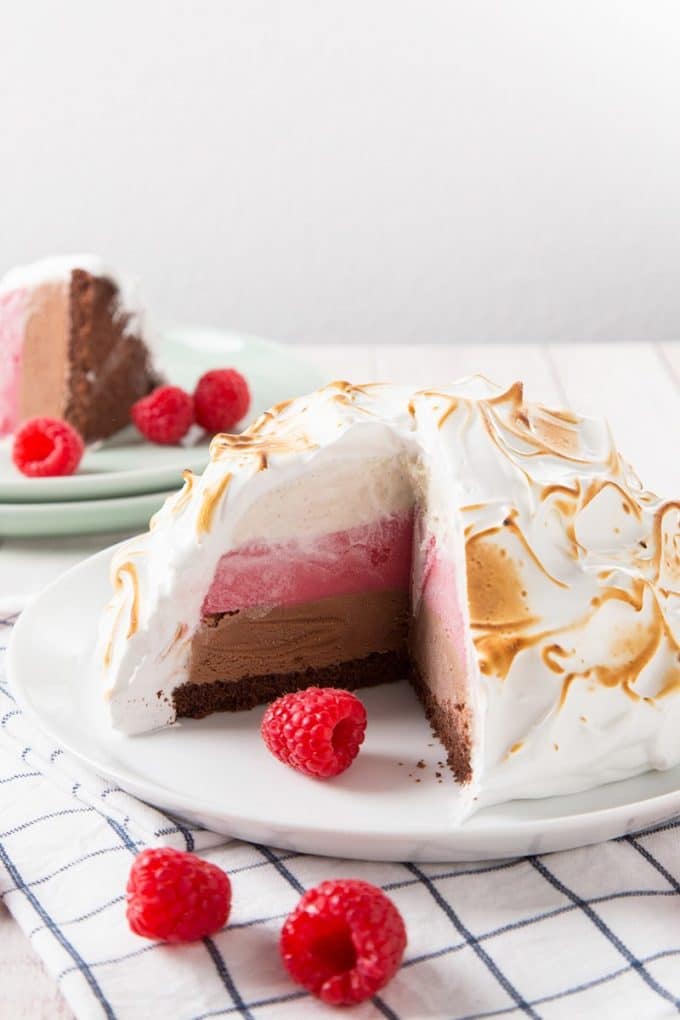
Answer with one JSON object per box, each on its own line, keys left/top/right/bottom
{"left": 202, "top": 512, "right": 414, "bottom": 615}
{"left": 0, "top": 288, "right": 27, "bottom": 435}
{"left": 428, "top": 557, "right": 470, "bottom": 690}
{"left": 420, "top": 540, "right": 468, "bottom": 655}
{"left": 411, "top": 529, "right": 475, "bottom": 782}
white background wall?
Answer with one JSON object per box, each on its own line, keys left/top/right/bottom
{"left": 2, "top": 1, "right": 680, "bottom": 346}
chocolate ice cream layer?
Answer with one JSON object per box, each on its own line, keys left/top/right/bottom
{"left": 174, "top": 590, "right": 410, "bottom": 716}
{"left": 189, "top": 589, "right": 409, "bottom": 685}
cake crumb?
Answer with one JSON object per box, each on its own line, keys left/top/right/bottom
{"left": 580, "top": 715, "right": 588, "bottom": 723}
{"left": 435, "top": 771, "right": 442, "bottom": 778}
{"left": 554, "top": 743, "right": 559, "bottom": 751}
{"left": 416, "top": 759, "right": 426, "bottom": 769}
{"left": 415, "top": 778, "right": 421, "bottom": 783}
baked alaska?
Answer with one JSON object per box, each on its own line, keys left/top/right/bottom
{"left": 98, "top": 378, "right": 680, "bottom": 819}
{"left": 0, "top": 255, "right": 158, "bottom": 442}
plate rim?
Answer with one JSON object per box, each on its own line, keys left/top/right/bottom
{"left": 0, "top": 487, "right": 176, "bottom": 514}
{"left": 0, "top": 442, "right": 209, "bottom": 503}
{"left": 0, "top": 489, "right": 176, "bottom": 539}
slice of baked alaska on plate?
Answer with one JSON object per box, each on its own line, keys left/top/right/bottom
{"left": 97, "top": 378, "right": 680, "bottom": 823}
{"left": 0, "top": 254, "right": 158, "bottom": 442}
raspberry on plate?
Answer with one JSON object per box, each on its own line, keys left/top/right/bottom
{"left": 126, "top": 847, "right": 231, "bottom": 943}
{"left": 194, "top": 368, "right": 251, "bottom": 434}
{"left": 261, "top": 687, "right": 367, "bottom": 779}
{"left": 12, "top": 417, "right": 84, "bottom": 477}
{"left": 280, "top": 878, "right": 407, "bottom": 1005}
{"left": 131, "top": 385, "right": 194, "bottom": 445}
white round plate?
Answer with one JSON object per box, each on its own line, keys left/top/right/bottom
{"left": 0, "top": 489, "right": 174, "bottom": 538}
{"left": 9, "top": 545, "right": 680, "bottom": 862}
{"left": 0, "top": 325, "right": 324, "bottom": 503}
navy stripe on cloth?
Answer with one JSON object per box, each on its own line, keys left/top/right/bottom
{"left": 0, "top": 770, "right": 41, "bottom": 784}
{"left": 458, "top": 947, "right": 680, "bottom": 1020}
{"left": 29, "top": 894, "right": 127, "bottom": 937}
{"left": 383, "top": 858, "right": 522, "bottom": 892}
{"left": 0, "top": 842, "right": 116, "bottom": 1020}
{"left": 625, "top": 834, "right": 680, "bottom": 893}
{"left": 405, "top": 862, "right": 540, "bottom": 1018}
{"left": 203, "top": 937, "right": 255, "bottom": 1020}
{"left": 529, "top": 856, "right": 680, "bottom": 1011}
{"left": 253, "top": 844, "right": 304, "bottom": 894}
{"left": 0, "top": 806, "right": 94, "bottom": 840}
{"left": 191, "top": 990, "right": 308, "bottom": 1020}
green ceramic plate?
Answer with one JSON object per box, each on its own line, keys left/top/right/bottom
{"left": 0, "top": 325, "right": 324, "bottom": 503}
{"left": 0, "top": 489, "right": 175, "bottom": 538}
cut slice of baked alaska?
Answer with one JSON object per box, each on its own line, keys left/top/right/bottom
{"left": 0, "top": 254, "right": 158, "bottom": 441}
{"left": 98, "top": 378, "right": 680, "bottom": 820}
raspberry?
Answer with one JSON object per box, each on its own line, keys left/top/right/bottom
{"left": 261, "top": 687, "right": 366, "bottom": 778}
{"left": 280, "top": 879, "right": 407, "bottom": 1005}
{"left": 194, "top": 368, "right": 251, "bottom": 434}
{"left": 131, "top": 385, "right": 194, "bottom": 445}
{"left": 126, "top": 847, "right": 231, "bottom": 943}
{"left": 12, "top": 417, "right": 84, "bottom": 477}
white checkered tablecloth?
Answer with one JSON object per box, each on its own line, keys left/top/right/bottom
{"left": 2, "top": 607, "right": 680, "bottom": 1020}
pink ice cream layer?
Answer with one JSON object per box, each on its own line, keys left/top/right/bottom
{"left": 202, "top": 512, "right": 414, "bottom": 615}
{"left": 0, "top": 289, "right": 27, "bottom": 436}
{"left": 418, "top": 529, "right": 470, "bottom": 680}
{"left": 419, "top": 532, "right": 461, "bottom": 622}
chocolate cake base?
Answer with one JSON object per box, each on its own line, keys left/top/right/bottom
{"left": 172, "top": 648, "right": 410, "bottom": 717}
{"left": 410, "top": 668, "right": 472, "bottom": 784}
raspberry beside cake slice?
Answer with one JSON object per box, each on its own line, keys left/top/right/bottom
{"left": 0, "top": 255, "right": 158, "bottom": 442}
{"left": 98, "top": 379, "right": 680, "bottom": 819}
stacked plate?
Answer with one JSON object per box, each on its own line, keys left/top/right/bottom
{"left": 0, "top": 326, "right": 324, "bottom": 538}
